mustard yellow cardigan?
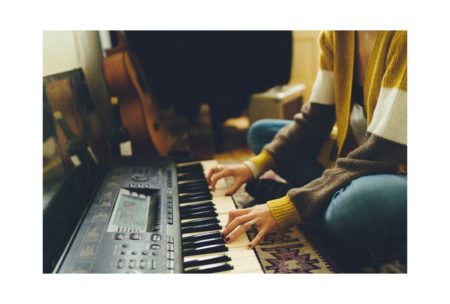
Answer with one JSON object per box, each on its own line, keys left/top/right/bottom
{"left": 246, "top": 31, "right": 407, "bottom": 227}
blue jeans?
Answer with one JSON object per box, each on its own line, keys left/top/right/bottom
{"left": 248, "top": 119, "right": 407, "bottom": 263}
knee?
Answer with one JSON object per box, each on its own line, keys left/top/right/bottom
{"left": 323, "top": 174, "right": 407, "bottom": 242}
{"left": 247, "top": 119, "right": 277, "bottom": 154}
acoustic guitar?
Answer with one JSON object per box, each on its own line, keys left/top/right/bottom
{"left": 102, "top": 31, "right": 171, "bottom": 156}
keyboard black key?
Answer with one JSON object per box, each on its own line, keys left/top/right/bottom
{"left": 182, "top": 238, "right": 224, "bottom": 249}
{"left": 178, "top": 173, "right": 204, "bottom": 179}
{"left": 177, "top": 163, "right": 203, "bottom": 174}
{"left": 182, "top": 202, "right": 214, "bottom": 209}
{"left": 178, "top": 179, "right": 208, "bottom": 186}
{"left": 181, "top": 217, "right": 219, "bottom": 227}
{"left": 178, "top": 184, "right": 210, "bottom": 193}
{"left": 178, "top": 174, "right": 206, "bottom": 182}
{"left": 180, "top": 210, "right": 218, "bottom": 220}
{"left": 179, "top": 194, "right": 212, "bottom": 204}
{"left": 178, "top": 179, "right": 207, "bottom": 185}
{"left": 184, "top": 263, "right": 234, "bottom": 273}
{"left": 180, "top": 204, "right": 215, "bottom": 214}
{"left": 183, "top": 244, "right": 228, "bottom": 257}
{"left": 180, "top": 206, "right": 216, "bottom": 215}
{"left": 182, "top": 231, "right": 222, "bottom": 243}
{"left": 184, "top": 255, "right": 231, "bottom": 269}
{"left": 180, "top": 192, "right": 212, "bottom": 199}
{"left": 182, "top": 235, "right": 222, "bottom": 247}
{"left": 178, "top": 182, "right": 210, "bottom": 193}
{"left": 180, "top": 191, "right": 212, "bottom": 198}
{"left": 181, "top": 223, "right": 222, "bottom": 234}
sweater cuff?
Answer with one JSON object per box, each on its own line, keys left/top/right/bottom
{"left": 244, "top": 150, "right": 275, "bottom": 178}
{"left": 267, "top": 196, "right": 302, "bottom": 229}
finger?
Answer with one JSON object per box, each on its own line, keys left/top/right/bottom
{"left": 222, "top": 213, "right": 253, "bottom": 236}
{"left": 206, "top": 167, "right": 220, "bottom": 185}
{"left": 224, "top": 178, "right": 245, "bottom": 196}
{"left": 227, "top": 208, "right": 249, "bottom": 226}
{"left": 224, "top": 220, "right": 255, "bottom": 244}
{"left": 247, "top": 229, "right": 267, "bottom": 249}
{"left": 222, "top": 209, "right": 249, "bottom": 238}
{"left": 209, "top": 169, "right": 231, "bottom": 191}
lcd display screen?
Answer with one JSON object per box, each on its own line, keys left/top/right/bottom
{"left": 107, "top": 189, "right": 151, "bottom": 232}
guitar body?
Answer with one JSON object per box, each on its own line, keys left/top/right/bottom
{"left": 102, "top": 33, "right": 171, "bottom": 156}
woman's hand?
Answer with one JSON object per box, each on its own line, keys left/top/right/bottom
{"left": 206, "top": 163, "right": 254, "bottom": 196}
{"left": 221, "top": 204, "right": 279, "bottom": 248}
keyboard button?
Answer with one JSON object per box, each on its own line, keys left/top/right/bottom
{"left": 167, "top": 243, "right": 174, "bottom": 251}
{"left": 151, "top": 234, "right": 162, "bottom": 242}
{"left": 167, "top": 260, "right": 174, "bottom": 269}
{"left": 114, "top": 233, "right": 125, "bottom": 240}
{"left": 129, "top": 259, "right": 137, "bottom": 269}
{"left": 117, "top": 259, "right": 126, "bottom": 269}
{"left": 140, "top": 259, "right": 148, "bottom": 269}
{"left": 130, "top": 233, "right": 141, "bottom": 240}
{"left": 150, "top": 244, "right": 161, "bottom": 250}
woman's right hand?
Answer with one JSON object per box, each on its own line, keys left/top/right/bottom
{"left": 206, "top": 163, "right": 254, "bottom": 196}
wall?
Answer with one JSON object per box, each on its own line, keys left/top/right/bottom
{"left": 43, "top": 31, "right": 112, "bottom": 134}
{"left": 290, "top": 31, "right": 321, "bottom": 102}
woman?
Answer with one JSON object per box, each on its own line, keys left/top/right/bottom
{"left": 207, "top": 31, "right": 407, "bottom": 263}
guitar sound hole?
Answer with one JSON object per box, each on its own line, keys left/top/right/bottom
{"left": 153, "top": 122, "right": 160, "bottom": 131}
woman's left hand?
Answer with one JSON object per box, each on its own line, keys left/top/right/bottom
{"left": 222, "top": 204, "right": 279, "bottom": 249}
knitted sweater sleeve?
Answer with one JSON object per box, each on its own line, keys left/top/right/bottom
{"left": 284, "top": 135, "right": 406, "bottom": 225}
{"left": 246, "top": 31, "right": 337, "bottom": 178}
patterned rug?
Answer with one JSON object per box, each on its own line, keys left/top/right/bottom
{"left": 247, "top": 227, "right": 334, "bottom": 273}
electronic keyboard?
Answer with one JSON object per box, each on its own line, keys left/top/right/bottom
{"left": 51, "top": 158, "right": 262, "bottom": 273}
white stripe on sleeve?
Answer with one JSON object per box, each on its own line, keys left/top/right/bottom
{"left": 309, "top": 70, "right": 335, "bottom": 105}
{"left": 367, "top": 88, "right": 407, "bottom": 145}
